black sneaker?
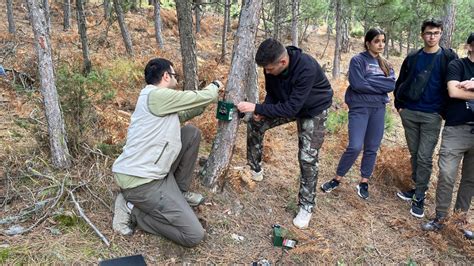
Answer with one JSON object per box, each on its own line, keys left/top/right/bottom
{"left": 397, "top": 189, "right": 415, "bottom": 201}
{"left": 320, "top": 179, "right": 340, "bottom": 193}
{"left": 356, "top": 182, "right": 369, "bottom": 199}
{"left": 410, "top": 196, "right": 425, "bottom": 218}
{"left": 422, "top": 218, "right": 444, "bottom": 231}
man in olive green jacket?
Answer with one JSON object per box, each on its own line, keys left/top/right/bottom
{"left": 112, "top": 58, "right": 223, "bottom": 247}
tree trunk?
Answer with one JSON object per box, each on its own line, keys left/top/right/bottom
{"left": 26, "top": 0, "right": 71, "bottom": 169}
{"left": 113, "top": 0, "right": 134, "bottom": 56}
{"left": 383, "top": 31, "right": 390, "bottom": 59}
{"left": 406, "top": 27, "right": 411, "bottom": 54}
{"left": 7, "top": 0, "right": 16, "bottom": 34}
{"left": 104, "top": 0, "right": 111, "bottom": 20}
{"left": 76, "top": 0, "right": 92, "bottom": 75}
{"left": 63, "top": 0, "right": 71, "bottom": 31}
{"left": 130, "top": 0, "right": 138, "bottom": 12}
{"left": 226, "top": 1, "right": 232, "bottom": 33}
{"left": 261, "top": 6, "right": 269, "bottom": 38}
{"left": 291, "top": 0, "right": 299, "bottom": 47}
{"left": 440, "top": 0, "right": 456, "bottom": 49}
{"left": 43, "top": 0, "right": 51, "bottom": 35}
{"left": 273, "top": 0, "right": 281, "bottom": 40}
{"left": 332, "top": 0, "right": 342, "bottom": 79}
{"left": 194, "top": 0, "right": 202, "bottom": 33}
{"left": 341, "top": 16, "right": 350, "bottom": 53}
{"left": 176, "top": 0, "right": 198, "bottom": 90}
{"left": 221, "top": 0, "right": 231, "bottom": 62}
{"left": 153, "top": 0, "right": 164, "bottom": 49}
{"left": 201, "top": 0, "right": 262, "bottom": 188}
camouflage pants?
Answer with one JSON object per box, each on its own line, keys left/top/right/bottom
{"left": 247, "top": 110, "right": 327, "bottom": 212}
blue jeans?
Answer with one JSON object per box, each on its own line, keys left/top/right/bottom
{"left": 336, "top": 106, "right": 386, "bottom": 179}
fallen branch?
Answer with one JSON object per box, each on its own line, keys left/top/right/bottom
{"left": 68, "top": 189, "right": 110, "bottom": 247}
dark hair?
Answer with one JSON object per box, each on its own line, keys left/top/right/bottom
{"left": 421, "top": 18, "right": 443, "bottom": 33}
{"left": 144, "top": 58, "right": 174, "bottom": 85}
{"left": 364, "top": 28, "right": 392, "bottom": 77}
{"left": 255, "top": 38, "right": 287, "bottom": 67}
{"left": 364, "top": 28, "right": 386, "bottom": 50}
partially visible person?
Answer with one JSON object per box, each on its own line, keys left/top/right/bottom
{"left": 422, "top": 32, "right": 474, "bottom": 240}
{"left": 236, "top": 38, "right": 333, "bottom": 229}
{"left": 320, "top": 28, "right": 396, "bottom": 199}
{"left": 111, "top": 58, "right": 223, "bottom": 247}
{"left": 394, "top": 19, "right": 458, "bottom": 218}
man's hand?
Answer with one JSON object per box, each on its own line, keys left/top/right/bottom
{"left": 212, "top": 80, "right": 225, "bottom": 92}
{"left": 459, "top": 80, "right": 474, "bottom": 91}
{"left": 236, "top": 101, "right": 256, "bottom": 113}
{"left": 253, "top": 114, "right": 265, "bottom": 121}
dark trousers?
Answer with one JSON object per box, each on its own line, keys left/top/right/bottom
{"left": 435, "top": 125, "right": 474, "bottom": 218}
{"left": 336, "top": 106, "right": 386, "bottom": 179}
{"left": 247, "top": 111, "right": 327, "bottom": 212}
{"left": 399, "top": 109, "right": 442, "bottom": 198}
{"left": 122, "top": 125, "right": 204, "bottom": 247}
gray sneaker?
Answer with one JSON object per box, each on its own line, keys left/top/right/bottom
{"left": 112, "top": 193, "right": 133, "bottom": 236}
{"left": 183, "top": 191, "right": 205, "bottom": 207}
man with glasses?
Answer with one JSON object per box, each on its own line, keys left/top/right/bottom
{"left": 422, "top": 33, "right": 474, "bottom": 240}
{"left": 111, "top": 58, "right": 223, "bottom": 247}
{"left": 236, "top": 38, "right": 333, "bottom": 229}
{"left": 394, "top": 19, "right": 458, "bottom": 218}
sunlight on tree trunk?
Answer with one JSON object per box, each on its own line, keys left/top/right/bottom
{"left": 221, "top": 0, "right": 231, "bottom": 62}
{"left": 200, "top": 0, "right": 262, "bottom": 188}
{"left": 26, "top": 0, "right": 71, "bottom": 169}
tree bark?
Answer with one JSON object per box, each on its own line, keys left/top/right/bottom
{"left": 176, "top": 0, "right": 198, "bottom": 90}
{"left": 7, "top": 0, "right": 16, "bottom": 34}
{"left": 26, "top": 0, "right": 71, "bottom": 169}
{"left": 153, "top": 0, "right": 164, "bottom": 49}
{"left": 273, "top": 0, "right": 281, "bottom": 40}
{"left": 113, "top": 0, "right": 134, "bottom": 56}
{"left": 104, "top": 0, "right": 111, "bottom": 20}
{"left": 63, "top": 0, "right": 71, "bottom": 31}
{"left": 221, "top": 0, "right": 231, "bottom": 62}
{"left": 341, "top": 16, "right": 350, "bottom": 53}
{"left": 194, "top": 0, "right": 202, "bottom": 33}
{"left": 291, "top": 0, "right": 299, "bottom": 47}
{"left": 76, "top": 0, "right": 92, "bottom": 74}
{"left": 440, "top": 0, "right": 456, "bottom": 49}
{"left": 201, "top": 0, "right": 262, "bottom": 188}
{"left": 43, "top": 0, "right": 51, "bottom": 35}
{"left": 332, "top": 0, "right": 342, "bottom": 79}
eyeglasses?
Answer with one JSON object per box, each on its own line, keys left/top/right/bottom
{"left": 423, "top": 31, "right": 442, "bottom": 37}
{"left": 167, "top": 72, "right": 180, "bottom": 81}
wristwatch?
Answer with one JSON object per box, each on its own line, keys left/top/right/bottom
{"left": 211, "top": 80, "right": 220, "bottom": 88}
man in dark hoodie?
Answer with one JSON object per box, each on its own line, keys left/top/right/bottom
{"left": 394, "top": 19, "right": 458, "bottom": 218}
{"left": 236, "top": 38, "right": 333, "bottom": 229}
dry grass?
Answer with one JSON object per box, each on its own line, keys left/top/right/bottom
{"left": 0, "top": 2, "right": 472, "bottom": 264}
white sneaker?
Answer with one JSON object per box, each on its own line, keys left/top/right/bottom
{"left": 112, "top": 193, "right": 133, "bottom": 236}
{"left": 183, "top": 191, "right": 205, "bottom": 207}
{"left": 250, "top": 168, "right": 264, "bottom": 182}
{"left": 293, "top": 207, "right": 312, "bottom": 229}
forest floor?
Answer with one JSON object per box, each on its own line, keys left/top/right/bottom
{"left": 0, "top": 2, "right": 473, "bottom": 264}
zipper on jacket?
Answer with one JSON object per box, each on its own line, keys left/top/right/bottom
{"left": 154, "top": 142, "right": 169, "bottom": 164}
